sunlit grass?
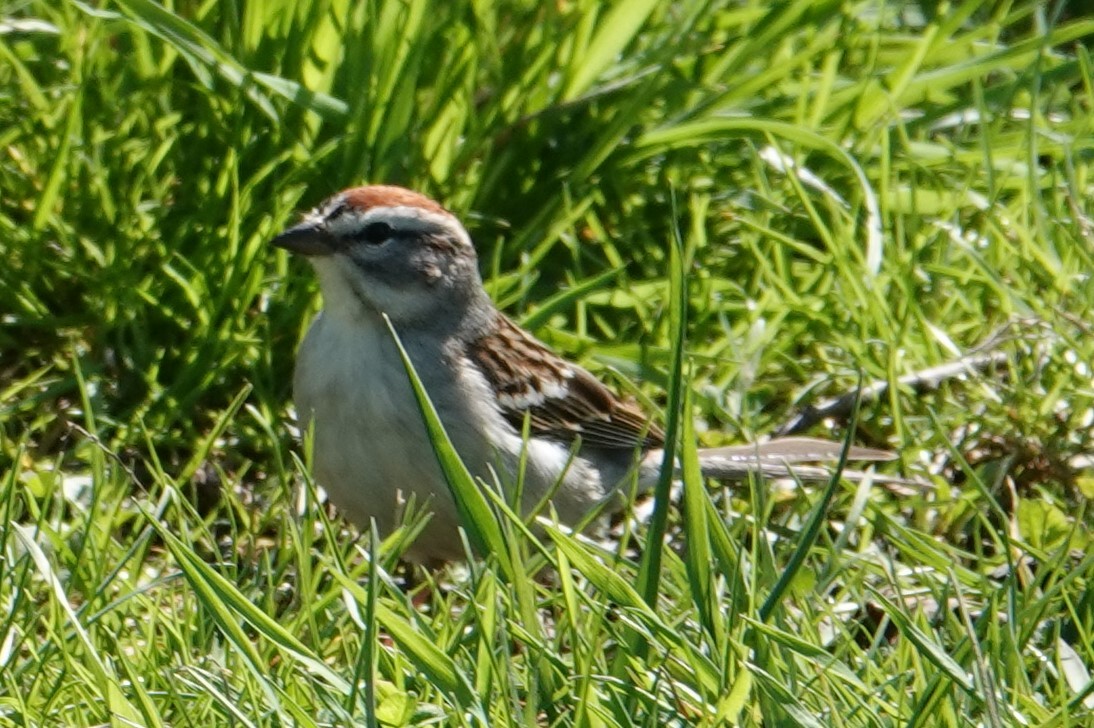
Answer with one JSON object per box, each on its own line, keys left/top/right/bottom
{"left": 1, "top": 0, "right": 1092, "bottom": 725}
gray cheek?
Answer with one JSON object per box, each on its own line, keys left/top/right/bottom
{"left": 347, "top": 250, "right": 387, "bottom": 279}
{"left": 350, "top": 245, "right": 439, "bottom": 285}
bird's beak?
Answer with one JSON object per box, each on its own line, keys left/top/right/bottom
{"left": 272, "top": 220, "right": 336, "bottom": 257}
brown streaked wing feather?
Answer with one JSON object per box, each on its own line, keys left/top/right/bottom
{"left": 467, "top": 315, "right": 664, "bottom": 450}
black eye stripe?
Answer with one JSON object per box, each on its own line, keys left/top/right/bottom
{"left": 352, "top": 221, "right": 395, "bottom": 244}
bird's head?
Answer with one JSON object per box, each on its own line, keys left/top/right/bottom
{"left": 274, "top": 185, "right": 488, "bottom": 327}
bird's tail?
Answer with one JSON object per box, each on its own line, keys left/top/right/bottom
{"left": 684, "top": 437, "right": 920, "bottom": 488}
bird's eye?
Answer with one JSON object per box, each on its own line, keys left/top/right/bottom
{"left": 357, "top": 221, "right": 393, "bottom": 245}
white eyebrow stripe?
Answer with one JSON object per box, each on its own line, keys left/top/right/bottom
{"left": 324, "top": 205, "right": 471, "bottom": 248}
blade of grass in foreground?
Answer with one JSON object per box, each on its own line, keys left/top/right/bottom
{"left": 636, "top": 189, "right": 688, "bottom": 606}
{"left": 546, "top": 523, "right": 723, "bottom": 698}
{"left": 757, "top": 382, "right": 863, "bottom": 623}
{"left": 680, "top": 376, "right": 718, "bottom": 643}
{"left": 148, "top": 518, "right": 352, "bottom": 697}
{"left": 12, "top": 523, "right": 145, "bottom": 725}
{"left": 349, "top": 527, "right": 382, "bottom": 728}
{"left": 331, "top": 570, "right": 480, "bottom": 714}
{"left": 868, "top": 587, "right": 976, "bottom": 694}
{"left": 382, "top": 315, "right": 511, "bottom": 577}
{"left": 383, "top": 314, "right": 565, "bottom": 713}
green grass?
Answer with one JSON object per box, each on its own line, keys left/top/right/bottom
{"left": 2, "top": 0, "right": 1093, "bottom": 724}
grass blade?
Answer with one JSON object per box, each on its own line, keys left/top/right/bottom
{"left": 383, "top": 315, "right": 510, "bottom": 574}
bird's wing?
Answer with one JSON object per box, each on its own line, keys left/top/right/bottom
{"left": 466, "top": 314, "right": 664, "bottom": 450}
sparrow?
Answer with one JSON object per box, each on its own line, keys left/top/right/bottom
{"left": 273, "top": 185, "right": 896, "bottom": 562}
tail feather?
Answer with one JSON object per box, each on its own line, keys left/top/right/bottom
{"left": 700, "top": 437, "right": 896, "bottom": 465}
{"left": 693, "top": 437, "right": 920, "bottom": 488}
{"left": 696, "top": 458, "right": 891, "bottom": 484}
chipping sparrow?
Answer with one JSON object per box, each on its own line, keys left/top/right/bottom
{"left": 274, "top": 185, "right": 896, "bottom": 562}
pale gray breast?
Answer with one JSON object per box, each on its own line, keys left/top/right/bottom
{"left": 294, "top": 313, "right": 458, "bottom": 531}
